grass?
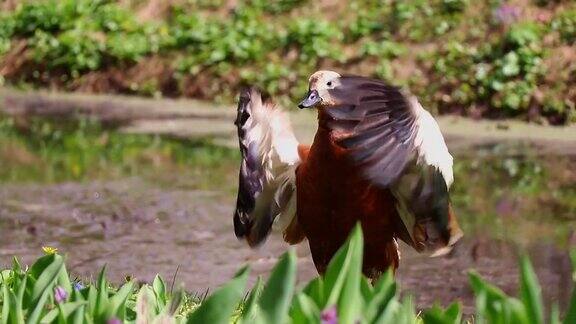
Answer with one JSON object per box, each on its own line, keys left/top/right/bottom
{"left": 0, "top": 226, "right": 574, "bottom": 323}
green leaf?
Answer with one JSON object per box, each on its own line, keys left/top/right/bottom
{"left": 444, "top": 302, "right": 462, "bottom": 322}
{"left": 302, "top": 277, "right": 324, "bottom": 306}
{"left": 563, "top": 250, "right": 576, "bottom": 324}
{"left": 11, "top": 258, "right": 22, "bottom": 274}
{"left": 106, "top": 281, "right": 134, "bottom": 319}
{"left": 71, "top": 290, "right": 86, "bottom": 324}
{"left": 86, "top": 286, "right": 97, "bottom": 317}
{"left": 168, "top": 288, "right": 185, "bottom": 316}
{"left": 14, "top": 276, "right": 27, "bottom": 324}
{"left": 152, "top": 275, "right": 167, "bottom": 308}
{"left": 550, "top": 304, "right": 560, "bottom": 324}
{"left": 323, "top": 224, "right": 364, "bottom": 323}
{"left": 186, "top": 266, "right": 249, "bottom": 324}
{"left": 360, "top": 276, "right": 373, "bottom": 301}
{"left": 372, "top": 299, "right": 400, "bottom": 324}
{"left": 469, "top": 271, "right": 507, "bottom": 300}
{"left": 29, "top": 254, "right": 64, "bottom": 306}
{"left": 290, "top": 293, "right": 320, "bottom": 324}
{"left": 258, "top": 251, "right": 297, "bottom": 324}
{"left": 56, "top": 303, "right": 66, "bottom": 324}
{"left": 422, "top": 302, "right": 461, "bottom": 324}
{"left": 8, "top": 288, "right": 24, "bottom": 324}
{"left": 239, "top": 276, "right": 263, "bottom": 323}
{"left": 135, "top": 285, "right": 156, "bottom": 322}
{"left": 57, "top": 265, "right": 73, "bottom": 296}
{"left": 390, "top": 296, "right": 418, "bottom": 324}
{"left": 41, "top": 301, "right": 87, "bottom": 323}
{"left": 519, "top": 255, "right": 543, "bottom": 324}
{"left": 1, "top": 284, "right": 9, "bottom": 324}
{"left": 469, "top": 271, "right": 510, "bottom": 324}
{"left": 27, "top": 288, "right": 51, "bottom": 324}
{"left": 365, "top": 270, "right": 397, "bottom": 323}
{"left": 505, "top": 298, "right": 531, "bottom": 323}
{"left": 94, "top": 266, "right": 109, "bottom": 319}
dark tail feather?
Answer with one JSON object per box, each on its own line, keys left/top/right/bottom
{"left": 234, "top": 89, "right": 261, "bottom": 238}
{"left": 233, "top": 88, "right": 262, "bottom": 240}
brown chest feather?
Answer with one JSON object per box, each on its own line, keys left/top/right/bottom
{"left": 296, "top": 126, "right": 400, "bottom": 274}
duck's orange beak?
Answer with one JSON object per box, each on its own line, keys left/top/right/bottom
{"left": 298, "top": 90, "right": 321, "bottom": 109}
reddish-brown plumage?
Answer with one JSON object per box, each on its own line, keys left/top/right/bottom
{"left": 296, "top": 111, "right": 401, "bottom": 277}
{"left": 234, "top": 76, "right": 462, "bottom": 280}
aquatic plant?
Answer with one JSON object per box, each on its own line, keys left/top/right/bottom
{"left": 0, "top": 225, "right": 574, "bottom": 323}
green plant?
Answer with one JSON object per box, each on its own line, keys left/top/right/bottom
{"left": 431, "top": 21, "right": 546, "bottom": 115}
{"left": 32, "top": 28, "right": 104, "bottom": 75}
{"left": 0, "top": 0, "right": 573, "bottom": 124}
{"left": 1, "top": 225, "right": 575, "bottom": 323}
{"left": 552, "top": 8, "right": 576, "bottom": 44}
{"left": 284, "top": 19, "right": 344, "bottom": 63}
{"left": 248, "top": 0, "right": 308, "bottom": 14}
{"left": 0, "top": 13, "right": 14, "bottom": 56}
{"left": 345, "top": 3, "right": 390, "bottom": 42}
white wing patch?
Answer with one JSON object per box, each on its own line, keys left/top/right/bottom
{"left": 409, "top": 96, "right": 454, "bottom": 187}
{"left": 234, "top": 89, "right": 300, "bottom": 246}
{"left": 391, "top": 95, "right": 456, "bottom": 253}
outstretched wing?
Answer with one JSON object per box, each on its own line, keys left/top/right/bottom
{"left": 326, "top": 76, "right": 462, "bottom": 253}
{"left": 234, "top": 88, "right": 301, "bottom": 247}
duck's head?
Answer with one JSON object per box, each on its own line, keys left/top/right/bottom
{"left": 298, "top": 70, "right": 342, "bottom": 109}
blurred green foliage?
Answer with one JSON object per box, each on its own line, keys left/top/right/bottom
{"left": 432, "top": 22, "right": 545, "bottom": 113}
{"left": 0, "top": 116, "right": 237, "bottom": 183}
{"left": 552, "top": 8, "right": 576, "bottom": 45}
{"left": 0, "top": 0, "right": 574, "bottom": 123}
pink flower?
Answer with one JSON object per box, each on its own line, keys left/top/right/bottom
{"left": 493, "top": 4, "right": 521, "bottom": 25}
{"left": 54, "top": 286, "right": 68, "bottom": 303}
{"left": 321, "top": 305, "right": 338, "bottom": 324}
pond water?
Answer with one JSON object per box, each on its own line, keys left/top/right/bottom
{"left": 0, "top": 140, "right": 574, "bottom": 315}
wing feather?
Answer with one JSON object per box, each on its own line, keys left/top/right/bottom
{"left": 327, "top": 76, "right": 462, "bottom": 253}
{"left": 233, "top": 88, "right": 301, "bottom": 246}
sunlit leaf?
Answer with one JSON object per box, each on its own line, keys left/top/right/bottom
{"left": 29, "top": 254, "right": 64, "bottom": 307}
{"left": 186, "top": 267, "right": 249, "bottom": 324}
{"left": 324, "top": 224, "right": 364, "bottom": 323}
{"left": 41, "top": 301, "right": 87, "bottom": 323}
{"left": 519, "top": 255, "right": 543, "bottom": 324}
{"left": 563, "top": 250, "right": 576, "bottom": 324}
{"left": 258, "top": 251, "right": 297, "bottom": 324}
{"left": 239, "top": 276, "right": 263, "bottom": 323}
{"left": 290, "top": 293, "right": 320, "bottom": 324}
{"left": 106, "top": 281, "right": 134, "bottom": 319}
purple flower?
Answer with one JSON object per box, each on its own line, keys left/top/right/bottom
{"left": 107, "top": 318, "right": 122, "bottom": 324}
{"left": 73, "top": 282, "right": 84, "bottom": 291}
{"left": 54, "top": 286, "right": 68, "bottom": 303}
{"left": 493, "top": 4, "right": 521, "bottom": 25}
{"left": 321, "top": 305, "right": 338, "bottom": 324}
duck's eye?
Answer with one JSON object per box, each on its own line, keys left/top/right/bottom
{"left": 327, "top": 81, "right": 332, "bottom": 87}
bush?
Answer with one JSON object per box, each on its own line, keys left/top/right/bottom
{"left": 284, "top": 19, "right": 344, "bottom": 63}
{"left": 0, "top": 0, "right": 574, "bottom": 124}
{"left": 431, "top": 21, "right": 546, "bottom": 115}
{"left": 552, "top": 8, "right": 576, "bottom": 44}
{"left": 1, "top": 225, "right": 575, "bottom": 323}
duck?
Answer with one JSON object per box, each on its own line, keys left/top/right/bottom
{"left": 233, "top": 70, "right": 462, "bottom": 279}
